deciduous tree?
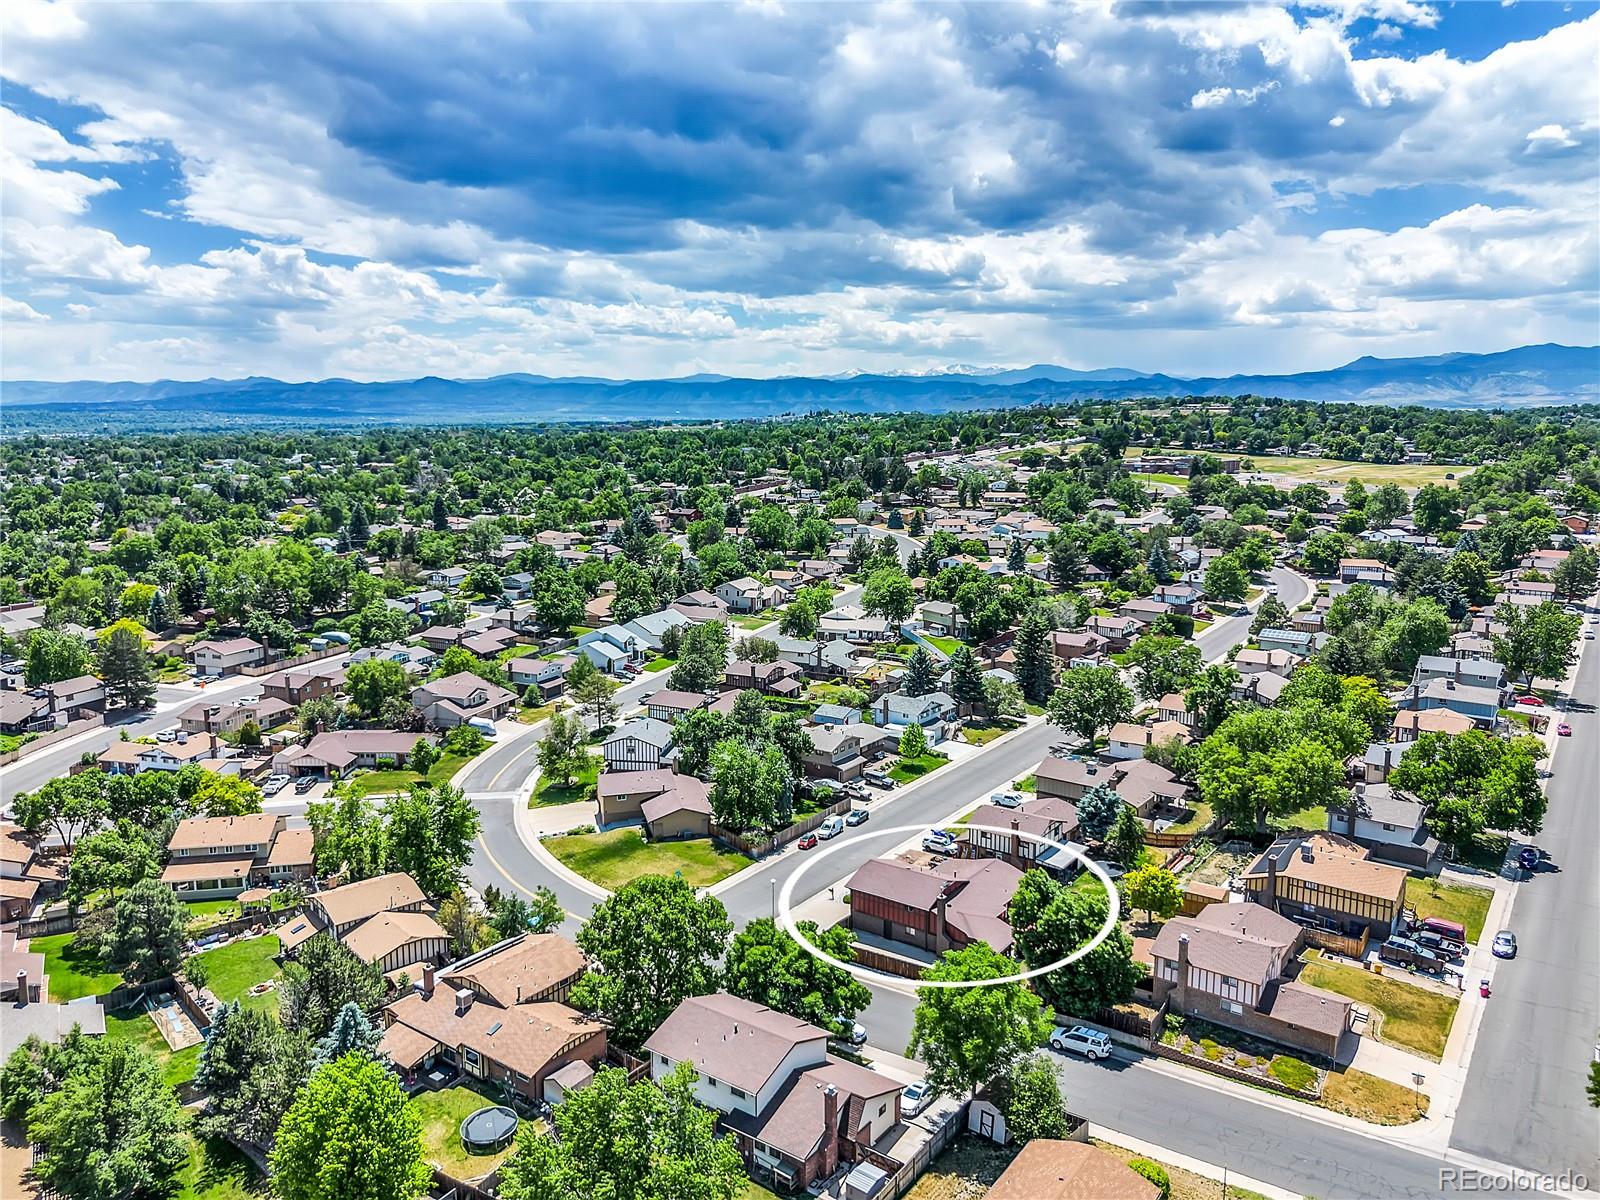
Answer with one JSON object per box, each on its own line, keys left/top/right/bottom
{"left": 723, "top": 918, "right": 871, "bottom": 1035}
{"left": 907, "top": 942, "right": 1053, "bottom": 1098}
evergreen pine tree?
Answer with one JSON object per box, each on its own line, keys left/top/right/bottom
{"left": 1013, "top": 606, "right": 1055, "bottom": 704}
{"left": 1049, "top": 537, "right": 1084, "bottom": 588}
{"left": 431, "top": 493, "right": 448, "bottom": 531}
{"left": 146, "top": 587, "right": 172, "bottom": 631}
{"left": 948, "top": 645, "right": 986, "bottom": 715}
{"left": 99, "top": 625, "right": 157, "bottom": 710}
{"left": 312, "top": 1001, "right": 383, "bottom": 1067}
{"left": 908, "top": 509, "right": 925, "bottom": 537}
{"left": 347, "top": 502, "right": 370, "bottom": 547}
{"left": 1146, "top": 543, "right": 1173, "bottom": 583}
{"left": 903, "top": 647, "right": 937, "bottom": 697}
{"left": 1007, "top": 537, "right": 1026, "bottom": 573}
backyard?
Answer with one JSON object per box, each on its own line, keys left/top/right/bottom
{"left": 1297, "top": 956, "right": 1459, "bottom": 1059}
{"left": 177, "top": 1126, "right": 266, "bottom": 1199}
{"left": 33, "top": 932, "right": 124, "bottom": 1001}
{"left": 105, "top": 1005, "right": 203, "bottom": 1089}
{"left": 1405, "top": 876, "right": 1494, "bottom": 944}
{"left": 413, "top": 1082, "right": 535, "bottom": 1180}
{"left": 1180, "top": 841, "right": 1256, "bottom": 889}
{"left": 544, "top": 829, "right": 749, "bottom": 891}
{"left": 531, "top": 755, "right": 601, "bottom": 808}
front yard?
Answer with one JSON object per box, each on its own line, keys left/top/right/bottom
{"left": 1405, "top": 876, "right": 1494, "bottom": 944}
{"left": 531, "top": 755, "right": 601, "bottom": 808}
{"left": 544, "top": 829, "right": 749, "bottom": 891}
{"left": 344, "top": 751, "right": 474, "bottom": 798}
{"left": 1320, "top": 1068, "right": 1431, "bottom": 1125}
{"left": 1297, "top": 956, "right": 1458, "bottom": 1059}
{"left": 888, "top": 751, "right": 950, "bottom": 783}
{"left": 413, "top": 1082, "right": 537, "bottom": 1180}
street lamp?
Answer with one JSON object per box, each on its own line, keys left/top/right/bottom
{"left": 770, "top": 878, "right": 777, "bottom": 919}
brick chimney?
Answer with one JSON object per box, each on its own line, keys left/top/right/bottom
{"left": 421, "top": 964, "right": 435, "bottom": 997}
{"left": 1264, "top": 853, "right": 1278, "bottom": 908}
{"left": 933, "top": 885, "right": 951, "bottom": 953}
{"left": 821, "top": 1084, "right": 841, "bottom": 1177}
{"left": 1175, "top": 934, "right": 1190, "bottom": 1011}
{"left": 1009, "top": 818, "right": 1022, "bottom": 867}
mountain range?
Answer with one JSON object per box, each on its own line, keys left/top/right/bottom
{"left": 4, "top": 343, "right": 1595, "bottom": 435}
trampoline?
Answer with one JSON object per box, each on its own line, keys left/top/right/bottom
{"left": 459, "top": 1105, "right": 518, "bottom": 1154}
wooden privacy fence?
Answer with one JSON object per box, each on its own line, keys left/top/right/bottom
{"left": 237, "top": 646, "right": 343, "bottom": 677}
{"left": 1302, "top": 925, "right": 1369, "bottom": 959}
{"left": 851, "top": 941, "right": 928, "bottom": 981}
{"left": 0, "top": 715, "right": 104, "bottom": 766}
{"left": 711, "top": 793, "right": 854, "bottom": 858}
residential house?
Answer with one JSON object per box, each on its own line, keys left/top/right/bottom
{"left": 273, "top": 730, "right": 437, "bottom": 779}
{"left": 1411, "top": 656, "right": 1508, "bottom": 695}
{"left": 418, "top": 625, "right": 467, "bottom": 652}
{"left": 1256, "top": 628, "right": 1313, "bottom": 656}
{"left": 817, "top": 607, "right": 894, "bottom": 644}
{"left": 987, "top": 1141, "right": 1162, "bottom": 1200}
{"left": 715, "top": 577, "right": 782, "bottom": 614}
{"left": 0, "top": 823, "right": 61, "bottom": 921}
{"left": 1389, "top": 707, "right": 1476, "bottom": 742}
{"left": 98, "top": 734, "right": 238, "bottom": 776}
{"left": 1393, "top": 678, "right": 1503, "bottom": 728}
{"left": 603, "top": 718, "right": 676, "bottom": 772}
{"left": 412, "top": 672, "right": 517, "bottom": 729}
{"left": 279, "top": 872, "right": 446, "bottom": 979}
{"left": 644, "top": 994, "right": 902, "bottom": 1193}
{"left": 1232, "top": 671, "right": 1289, "bottom": 705}
{"left": 188, "top": 637, "right": 267, "bottom": 676}
{"left": 1084, "top": 614, "right": 1144, "bottom": 651}
{"left": 1048, "top": 630, "right": 1106, "bottom": 667}
{"left": 1241, "top": 832, "right": 1408, "bottom": 940}
{"left": 428, "top": 566, "right": 470, "bottom": 590}
{"left": 1234, "top": 648, "right": 1298, "bottom": 677}
{"left": 1152, "top": 903, "right": 1353, "bottom": 1059}
{"left": 380, "top": 937, "right": 606, "bottom": 1101}
{"left": 918, "top": 601, "right": 966, "bottom": 639}
{"left": 1105, "top": 721, "right": 1190, "bottom": 761}
{"left": 1156, "top": 693, "right": 1196, "bottom": 728}
{"left": 595, "top": 768, "right": 702, "bottom": 829}
{"left": 176, "top": 697, "right": 294, "bottom": 735}
{"left": 506, "top": 654, "right": 575, "bottom": 699}
{"left": 960, "top": 797, "right": 1082, "bottom": 871}
{"left": 1326, "top": 783, "right": 1438, "bottom": 869}
{"left": 0, "top": 691, "right": 52, "bottom": 736}
{"left": 775, "top": 637, "right": 860, "bottom": 680}
{"left": 645, "top": 689, "right": 712, "bottom": 723}
{"left": 262, "top": 666, "right": 345, "bottom": 706}
{"left": 846, "top": 855, "right": 1024, "bottom": 956}
{"left": 1032, "top": 756, "right": 1190, "bottom": 821}
{"left": 724, "top": 659, "right": 804, "bottom": 698}
{"left": 623, "top": 609, "right": 695, "bottom": 653}
{"left": 801, "top": 723, "right": 896, "bottom": 782}
{"left": 159, "top": 813, "right": 313, "bottom": 898}
{"left": 459, "top": 626, "right": 522, "bottom": 658}
{"left": 577, "top": 625, "right": 647, "bottom": 675}
{"left": 872, "top": 691, "right": 957, "bottom": 741}
{"left": 1337, "top": 558, "right": 1394, "bottom": 587}
{"left": 40, "top": 675, "right": 106, "bottom": 720}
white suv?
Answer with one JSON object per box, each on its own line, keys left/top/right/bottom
{"left": 1049, "top": 1025, "right": 1112, "bottom": 1061}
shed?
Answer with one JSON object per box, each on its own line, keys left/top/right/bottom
{"left": 844, "top": 1161, "right": 891, "bottom": 1200}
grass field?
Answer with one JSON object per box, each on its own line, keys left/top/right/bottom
{"left": 1131, "top": 472, "right": 1190, "bottom": 487}
{"left": 413, "top": 1083, "right": 532, "bottom": 1179}
{"left": 922, "top": 634, "right": 962, "bottom": 655}
{"left": 344, "top": 752, "right": 472, "bottom": 798}
{"left": 1298, "top": 958, "right": 1458, "bottom": 1059}
{"left": 544, "top": 829, "right": 749, "bottom": 891}
{"left": 643, "top": 656, "right": 676, "bottom": 672}
{"left": 33, "top": 932, "right": 124, "bottom": 1001}
{"left": 104, "top": 1006, "right": 204, "bottom": 1089}
{"left": 959, "top": 722, "right": 1014, "bottom": 746}
{"left": 1320, "top": 1068, "right": 1430, "bottom": 1125}
{"left": 888, "top": 751, "right": 949, "bottom": 783}
{"left": 530, "top": 754, "right": 601, "bottom": 807}
{"left": 1124, "top": 447, "right": 1472, "bottom": 488}
{"left": 194, "top": 934, "right": 282, "bottom": 1012}
{"left": 177, "top": 1127, "right": 266, "bottom": 1199}
{"left": 1405, "top": 876, "right": 1495, "bottom": 944}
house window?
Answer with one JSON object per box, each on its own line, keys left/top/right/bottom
{"left": 463, "top": 1048, "right": 480, "bottom": 1066}
{"left": 1225, "top": 1001, "right": 1244, "bottom": 1015}
{"left": 1221, "top": 975, "right": 1236, "bottom": 988}
{"left": 730, "top": 1086, "right": 746, "bottom": 1099}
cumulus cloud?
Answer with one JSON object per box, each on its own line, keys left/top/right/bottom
{"left": 0, "top": 0, "right": 1595, "bottom": 381}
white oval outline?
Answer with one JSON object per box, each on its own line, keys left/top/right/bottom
{"left": 775, "top": 821, "right": 1121, "bottom": 989}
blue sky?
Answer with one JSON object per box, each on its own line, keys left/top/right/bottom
{"left": 2, "top": 0, "right": 1596, "bottom": 382}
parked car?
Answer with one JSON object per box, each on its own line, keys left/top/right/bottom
{"left": 1492, "top": 930, "right": 1518, "bottom": 959}
{"left": 797, "top": 833, "right": 819, "bottom": 850}
{"left": 900, "top": 1080, "right": 932, "bottom": 1117}
{"left": 293, "top": 775, "right": 318, "bottom": 794}
{"left": 989, "top": 790, "right": 1023, "bottom": 809}
{"left": 1514, "top": 695, "right": 1545, "bottom": 707}
{"left": 262, "top": 774, "right": 291, "bottom": 796}
{"left": 834, "top": 1018, "right": 868, "bottom": 1046}
{"left": 818, "top": 816, "right": 845, "bottom": 840}
{"left": 845, "top": 808, "right": 870, "bottom": 826}
{"left": 1378, "top": 936, "right": 1442, "bottom": 973}
{"left": 1415, "top": 916, "right": 1467, "bottom": 945}
{"left": 1048, "top": 1026, "right": 1112, "bottom": 1061}
{"left": 466, "top": 717, "right": 499, "bottom": 739}
{"left": 1413, "top": 931, "right": 1464, "bottom": 959}
{"left": 157, "top": 728, "right": 180, "bottom": 742}
{"left": 863, "top": 769, "right": 895, "bottom": 789}
{"left": 1557, "top": 721, "right": 1572, "bottom": 737}
{"left": 1517, "top": 846, "right": 1542, "bottom": 871}
{"left": 921, "top": 832, "right": 956, "bottom": 855}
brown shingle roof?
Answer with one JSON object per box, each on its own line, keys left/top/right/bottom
{"left": 342, "top": 910, "right": 448, "bottom": 965}
{"left": 381, "top": 994, "right": 604, "bottom": 1080}
{"left": 314, "top": 871, "right": 427, "bottom": 928}
{"left": 643, "top": 994, "right": 829, "bottom": 1096}
{"left": 167, "top": 813, "right": 279, "bottom": 853}
{"left": 441, "top": 934, "right": 586, "bottom": 1008}
{"left": 987, "top": 1140, "right": 1161, "bottom": 1200}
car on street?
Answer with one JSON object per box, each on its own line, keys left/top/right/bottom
{"left": 901, "top": 1080, "right": 932, "bottom": 1117}
{"left": 845, "top": 808, "right": 870, "bottom": 826}
{"left": 834, "top": 1019, "right": 867, "bottom": 1045}
{"left": 797, "top": 833, "right": 819, "bottom": 850}
{"left": 1049, "top": 1026, "right": 1113, "bottom": 1061}
{"left": 1557, "top": 721, "right": 1571, "bottom": 737}
{"left": 1585, "top": 630, "right": 1596, "bottom": 640}
{"left": 1492, "top": 930, "right": 1518, "bottom": 959}
{"left": 818, "top": 815, "right": 845, "bottom": 839}
{"left": 1514, "top": 695, "right": 1544, "bottom": 707}
{"left": 293, "top": 775, "right": 318, "bottom": 794}
{"left": 1517, "top": 846, "right": 1542, "bottom": 871}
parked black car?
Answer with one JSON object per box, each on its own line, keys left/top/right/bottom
{"left": 1378, "top": 936, "right": 1443, "bottom": 974}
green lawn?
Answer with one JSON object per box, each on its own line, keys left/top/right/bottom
{"left": 515, "top": 703, "right": 558, "bottom": 725}
{"left": 194, "top": 934, "right": 282, "bottom": 1012}
{"left": 1320, "top": 1067, "right": 1430, "bottom": 1126}
{"left": 1123, "top": 446, "right": 1472, "bottom": 488}
{"left": 545, "top": 829, "right": 749, "bottom": 891}
{"left": 1405, "top": 877, "right": 1494, "bottom": 944}
{"left": 732, "top": 613, "right": 774, "bottom": 629}
{"left": 922, "top": 634, "right": 962, "bottom": 655}
{"left": 413, "top": 1083, "right": 537, "bottom": 1179}
{"left": 888, "top": 752, "right": 949, "bottom": 783}
{"left": 33, "top": 932, "right": 124, "bottom": 1001}
{"left": 177, "top": 1127, "right": 266, "bottom": 1199}
{"left": 1454, "top": 831, "right": 1510, "bottom": 874}
{"left": 531, "top": 754, "right": 601, "bottom": 808}
{"left": 960, "top": 722, "right": 1015, "bottom": 746}
{"left": 1131, "top": 472, "right": 1190, "bottom": 487}
{"left": 643, "top": 656, "right": 676, "bottom": 672}
{"left": 1271, "top": 802, "right": 1328, "bottom": 832}
{"left": 1163, "top": 799, "right": 1215, "bottom": 832}
{"left": 1298, "top": 958, "right": 1459, "bottom": 1059}
{"left": 344, "top": 752, "right": 473, "bottom": 798}
{"left": 104, "top": 1006, "right": 203, "bottom": 1089}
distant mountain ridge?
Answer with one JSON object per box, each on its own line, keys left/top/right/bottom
{"left": 4, "top": 344, "right": 1595, "bottom": 435}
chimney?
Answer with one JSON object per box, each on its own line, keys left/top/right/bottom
{"left": 933, "top": 887, "right": 951, "bottom": 953}
{"left": 421, "top": 964, "right": 435, "bottom": 997}
{"left": 822, "top": 1084, "right": 841, "bottom": 1176}
{"left": 17, "top": 970, "right": 30, "bottom": 1006}
{"left": 1264, "top": 854, "right": 1278, "bottom": 908}
{"left": 1010, "top": 818, "right": 1022, "bottom": 866}
{"left": 1175, "top": 934, "right": 1191, "bottom": 1011}
{"left": 1348, "top": 786, "right": 1361, "bottom": 837}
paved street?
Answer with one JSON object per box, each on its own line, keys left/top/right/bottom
{"left": 1450, "top": 616, "right": 1600, "bottom": 1183}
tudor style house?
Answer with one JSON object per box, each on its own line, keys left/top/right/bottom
{"left": 602, "top": 717, "right": 676, "bottom": 772}
{"left": 1240, "top": 832, "right": 1408, "bottom": 941}
{"left": 644, "top": 993, "right": 902, "bottom": 1193}
{"left": 279, "top": 872, "right": 449, "bottom": 981}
